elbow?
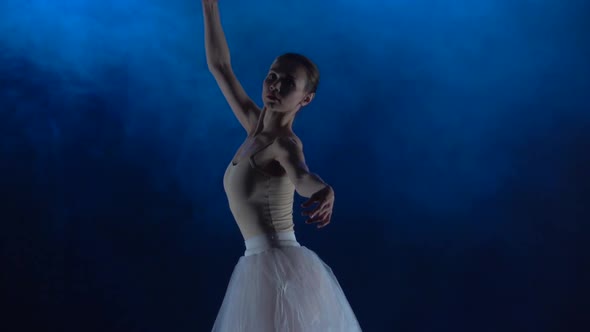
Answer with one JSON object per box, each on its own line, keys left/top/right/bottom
{"left": 295, "top": 184, "right": 330, "bottom": 199}
{"left": 294, "top": 173, "right": 329, "bottom": 198}
{"left": 295, "top": 186, "right": 312, "bottom": 199}
{"left": 293, "top": 178, "right": 309, "bottom": 198}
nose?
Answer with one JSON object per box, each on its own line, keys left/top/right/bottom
{"left": 270, "top": 82, "right": 281, "bottom": 92}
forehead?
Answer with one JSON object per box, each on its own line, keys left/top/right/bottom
{"left": 269, "top": 60, "right": 306, "bottom": 80}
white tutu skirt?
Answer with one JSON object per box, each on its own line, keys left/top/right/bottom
{"left": 212, "top": 231, "right": 362, "bottom": 332}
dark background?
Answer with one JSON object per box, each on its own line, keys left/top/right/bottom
{"left": 1, "top": 0, "right": 589, "bottom": 331}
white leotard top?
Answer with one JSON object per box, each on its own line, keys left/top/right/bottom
{"left": 223, "top": 138, "right": 296, "bottom": 240}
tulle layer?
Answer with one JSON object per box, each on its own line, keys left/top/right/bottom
{"left": 212, "top": 232, "right": 362, "bottom": 332}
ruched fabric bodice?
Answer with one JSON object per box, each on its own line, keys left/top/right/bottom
{"left": 223, "top": 139, "right": 296, "bottom": 240}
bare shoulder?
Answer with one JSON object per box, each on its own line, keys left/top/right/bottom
{"left": 275, "top": 134, "right": 303, "bottom": 149}
{"left": 274, "top": 134, "right": 305, "bottom": 160}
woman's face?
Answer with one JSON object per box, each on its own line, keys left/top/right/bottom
{"left": 262, "top": 59, "right": 314, "bottom": 112}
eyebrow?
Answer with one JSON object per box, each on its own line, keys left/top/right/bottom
{"left": 270, "top": 70, "right": 297, "bottom": 80}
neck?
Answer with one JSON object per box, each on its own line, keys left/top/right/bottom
{"left": 255, "top": 106, "right": 296, "bottom": 136}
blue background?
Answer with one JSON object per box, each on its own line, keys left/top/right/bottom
{"left": 1, "top": 0, "right": 588, "bottom": 331}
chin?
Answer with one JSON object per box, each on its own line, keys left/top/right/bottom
{"left": 265, "top": 100, "right": 280, "bottom": 107}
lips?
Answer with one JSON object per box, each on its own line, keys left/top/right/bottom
{"left": 266, "top": 94, "right": 279, "bottom": 101}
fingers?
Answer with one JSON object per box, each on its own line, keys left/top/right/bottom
{"left": 301, "top": 201, "right": 333, "bottom": 226}
{"left": 304, "top": 208, "right": 324, "bottom": 222}
{"left": 301, "top": 191, "right": 334, "bottom": 228}
{"left": 301, "top": 198, "right": 316, "bottom": 208}
{"left": 301, "top": 204, "right": 326, "bottom": 217}
{"left": 301, "top": 198, "right": 332, "bottom": 214}
{"left": 301, "top": 209, "right": 317, "bottom": 217}
{"left": 317, "top": 217, "right": 330, "bottom": 228}
{"left": 302, "top": 189, "right": 324, "bottom": 207}
{"left": 305, "top": 210, "right": 331, "bottom": 228}
{"left": 312, "top": 214, "right": 331, "bottom": 228}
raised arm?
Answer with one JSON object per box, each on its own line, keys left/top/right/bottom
{"left": 202, "top": 0, "right": 260, "bottom": 134}
{"left": 202, "top": 0, "right": 230, "bottom": 68}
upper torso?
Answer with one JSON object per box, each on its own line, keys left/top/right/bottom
{"left": 231, "top": 132, "right": 286, "bottom": 176}
{"left": 223, "top": 132, "right": 298, "bottom": 240}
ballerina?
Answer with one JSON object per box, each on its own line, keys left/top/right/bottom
{"left": 202, "top": 1, "right": 362, "bottom": 330}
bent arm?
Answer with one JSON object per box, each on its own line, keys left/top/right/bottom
{"left": 275, "top": 137, "right": 330, "bottom": 198}
{"left": 202, "top": 0, "right": 231, "bottom": 69}
{"left": 297, "top": 173, "right": 331, "bottom": 199}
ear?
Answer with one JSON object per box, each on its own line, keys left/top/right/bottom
{"left": 300, "top": 92, "right": 315, "bottom": 107}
